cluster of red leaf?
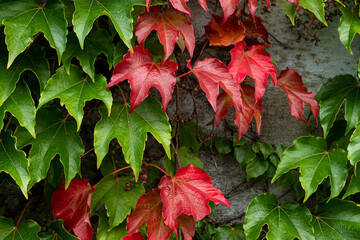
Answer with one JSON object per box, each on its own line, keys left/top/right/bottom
{"left": 50, "top": 165, "right": 229, "bottom": 240}
{"left": 124, "top": 165, "right": 230, "bottom": 240}
{"left": 107, "top": 5, "right": 319, "bottom": 142}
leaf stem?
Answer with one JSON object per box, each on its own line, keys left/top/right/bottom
{"left": 80, "top": 148, "right": 94, "bottom": 158}
{"left": 4, "top": 115, "right": 13, "bottom": 132}
{"left": 144, "top": 163, "right": 170, "bottom": 176}
{"left": 177, "top": 71, "right": 191, "bottom": 79}
{"left": 16, "top": 198, "right": 34, "bottom": 227}
{"left": 117, "top": 85, "right": 127, "bottom": 104}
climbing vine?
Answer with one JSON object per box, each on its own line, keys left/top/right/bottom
{"left": 0, "top": 0, "right": 360, "bottom": 239}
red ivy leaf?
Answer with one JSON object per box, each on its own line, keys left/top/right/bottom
{"left": 158, "top": 165, "right": 230, "bottom": 232}
{"left": 220, "top": 0, "right": 241, "bottom": 24}
{"left": 228, "top": 41, "right": 277, "bottom": 101}
{"left": 240, "top": 11, "right": 269, "bottom": 44}
{"left": 205, "top": 14, "right": 245, "bottom": 46}
{"left": 121, "top": 233, "right": 145, "bottom": 240}
{"left": 136, "top": 7, "right": 195, "bottom": 61}
{"left": 50, "top": 179, "right": 95, "bottom": 240}
{"left": 248, "top": 0, "right": 271, "bottom": 19}
{"left": 277, "top": 68, "right": 319, "bottom": 123}
{"left": 215, "top": 85, "right": 262, "bottom": 141}
{"left": 187, "top": 58, "right": 243, "bottom": 114}
{"left": 126, "top": 189, "right": 196, "bottom": 240}
{"left": 107, "top": 46, "right": 178, "bottom": 113}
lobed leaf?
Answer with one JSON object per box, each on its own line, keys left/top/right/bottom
{"left": 0, "top": 0, "right": 67, "bottom": 67}
{"left": 338, "top": 6, "right": 360, "bottom": 55}
{"left": 213, "top": 224, "right": 246, "bottom": 240}
{"left": 272, "top": 136, "right": 348, "bottom": 201}
{"left": 244, "top": 193, "right": 314, "bottom": 240}
{"left": 0, "top": 217, "right": 41, "bottom": 240}
{"left": 94, "top": 99, "right": 171, "bottom": 179}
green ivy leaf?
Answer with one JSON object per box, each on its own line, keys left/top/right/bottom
{"left": 0, "top": 0, "right": 67, "bottom": 67}
{"left": 278, "top": 170, "right": 305, "bottom": 201}
{"left": 91, "top": 175, "right": 145, "bottom": 230}
{"left": 316, "top": 75, "right": 360, "bottom": 137}
{"left": 97, "top": 211, "right": 127, "bottom": 240}
{"left": 343, "top": 164, "right": 360, "bottom": 198}
{"left": 94, "top": 98, "right": 171, "bottom": 179}
{"left": 338, "top": 6, "right": 360, "bottom": 55}
{"left": 72, "top": 0, "right": 163, "bottom": 50}
{"left": 39, "top": 220, "right": 79, "bottom": 240}
{"left": 214, "top": 137, "right": 233, "bottom": 156}
{"left": 252, "top": 142, "right": 273, "bottom": 159}
{"left": 312, "top": 199, "right": 360, "bottom": 239}
{"left": 0, "top": 81, "right": 35, "bottom": 137}
{"left": 195, "top": 220, "right": 216, "bottom": 240}
{"left": 113, "top": 41, "right": 128, "bottom": 67}
{"left": 15, "top": 107, "right": 84, "bottom": 189}
{"left": 0, "top": 31, "right": 49, "bottom": 105}
{"left": 62, "top": 30, "right": 114, "bottom": 81}
{"left": 0, "top": 217, "right": 41, "bottom": 240}
{"left": 213, "top": 224, "right": 245, "bottom": 240}
{"left": 280, "top": 0, "right": 297, "bottom": 25}
{"left": 246, "top": 156, "right": 269, "bottom": 180}
{"left": 38, "top": 65, "right": 112, "bottom": 130}
{"left": 234, "top": 145, "right": 256, "bottom": 169}
{"left": 0, "top": 131, "right": 29, "bottom": 198}
{"left": 299, "top": 0, "right": 327, "bottom": 26}
{"left": 179, "top": 121, "right": 203, "bottom": 154}
{"left": 272, "top": 136, "right": 348, "bottom": 201}
{"left": 244, "top": 193, "right": 314, "bottom": 240}
{"left": 348, "top": 124, "right": 360, "bottom": 166}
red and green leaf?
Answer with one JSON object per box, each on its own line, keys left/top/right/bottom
{"left": 51, "top": 179, "right": 95, "bottom": 240}
{"left": 136, "top": 7, "right": 195, "bottom": 60}
{"left": 228, "top": 41, "right": 277, "bottom": 100}
{"left": 158, "top": 165, "right": 230, "bottom": 232}
{"left": 107, "top": 46, "right": 178, "bottom": 112}
{"left": 277, "top": 68, "right": 319, "bottom": 123}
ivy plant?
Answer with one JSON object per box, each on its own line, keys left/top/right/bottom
{"left": 1, "top": 0, "right": 360, "bottom": 239}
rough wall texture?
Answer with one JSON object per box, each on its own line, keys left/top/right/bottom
{"left": 176, "top": 0, "right": 360, "bottom": 225}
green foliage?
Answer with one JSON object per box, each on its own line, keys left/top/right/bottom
{"left": 0, "top": 217, "right": 41, "bottom": 240}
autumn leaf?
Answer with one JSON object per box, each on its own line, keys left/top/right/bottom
{"left": 136, "top": 7, "right": 195, "bottom": 60}
{"left": 122, "top": 233, "right": 145, "bottom": 240}
{"left": 158, "top": 165, "right": 230, "bottom": 232}
{"left": 107, "top": 46, "right": 178, "bottom": 113}
{"left": 126, "top": 189, "right": 195, "bottom": 240}
{"left": 220, "top": 0, "right": 241, "bottom": 24}
{"left": 248, "top": 0, "right": 271, "bottom": 19}
{"left": 205, "top": 14, "right": 245, "bottom": 46}
{"left": 239, "top": 11, "right": 269, "bottom": 44}
{"left": 277, "top": 68, "right": 319, "bottom": 124}
{"left": 187, "top": 58, "right": 243, "bottom": 114}
{"left": 51, "top": 179, "right": 95, "bottom": 240}
{"left": 215, "top": 84, "right": 262, "bottom": 141}
{"left": 228, "top": 41, "right": 277, "bottom": 100}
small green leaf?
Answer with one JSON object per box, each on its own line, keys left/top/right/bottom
{"left": 275, "top": 144, "right": 286, "bottom": 158}
{"left": 252, "top": 142, "right": 273, "bottom": 159}
{"left": 179, "top": 121, "right": 203, "bottom": 154}
{"left": 246, "top": 156, "right": 269, "bottom": 180}
{"left": 0, "top": 31, "right": 50, "bottom": 105}
{"left": 214, "top": 137, "right": 233, "bottom": 156}
{"left": 273, "top": 136, "right": 348, "bottom": 201}
{"left": 338, "top": 6, "right": 360, "bottom": 55}
{"left": 178, "top": 146, "right": 204, "bottom": 169}
{"left": 15, "top": 107, "right": 84, "bottom": 189}
{"left": 113, "top": 41, "right": 128, "bottom": 67}
{"left": 0, "top": 217, "right": 41, "bottom": 240}
{"left": 312, "top": 199, "right": 360, "bottom": 239}
{"left": 91, "top": 175, "right": 145, "bottom": 230}
{"left": 94, "top": 99, "right": 171, "bottom": 179}
{"left": 213, "top": 224, "right": 245, "bottom": 240}
{"left": 62, "top": 30, "right": 114, "bottom": 80}
{"left": 280, "top": 0, "right": 297, "bottom": 25}
{"left": 234, "top": 145, "right": 256, "bottom": 169}
{"left": 39, "top": 220, "right": 79, "bottom": 240}
{"left": 195, "top": 221, "right": 216, "bottom": 240}
{"left": 0, "top": 81, "right": 35, "bottom": 137}
{"left": 316, "top": 75, "right": 360, "bottom": 137}
{"left": 233, "top": 134, "right": 246, "bottom": 147}
{"left": 97, "top": 211, "right": 127, "bottom": 240}
{"left": 0, "top": 131, "right": 29, "bottom": 198}
{"left": 325, "top": 119, "right": 347, "bottom": 149}
{"left": 343, "top": 164, "right": 360, "bottom": 198}
{"left": 299, "top": 0, "right": 327, "bottom": 26}
{"left": 348, "top": 124, "right": 360, "bottom": 166}
{"left": 38, "top": 65, "right": 112, "bottom": 130}
{"left": 278, "top": 170, "right": 305, "bottom": 201}
{"left": 244, "top": 193, "right": 314, "bottom": 240}
{"left": 1, "top": 0, "right": 67, "bottom": 67}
